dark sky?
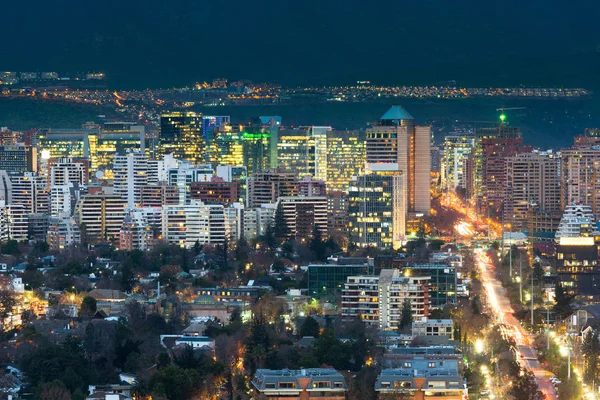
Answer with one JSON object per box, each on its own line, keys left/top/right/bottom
{"left": 3, "top": 0, "right": 599, "bottom": 89}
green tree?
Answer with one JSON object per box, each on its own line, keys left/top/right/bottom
{"left": 299, "top": 316, "right": 320, "bottom": 338}
{"left": 429, "top": 239, "right": 445, "bottom": 251}
{"left": 398, "top": 299, "right": 413, "bottom": 333}
{"left": 79, "top": 296, "right": 97, "bottom": 317}
{"left": 273, "top": 205, "right": 290, "bottom": 243}
{"left": 554, "top": 281, "right": 575, "bottom": 320}
{"left": 510, "top": 369, "right": 544, "bottom": 400}
{"left": 38, "top": 380, "right": 71, "bottom": 400}
{"left": 157, "top": 352, "right": 171, "bottom": 369}
{"left": 583, "top": 329, "right": 600, "bottom": 383}
{"left": 1, "top": 239, "right": 20, "bottom": 255}
{"left": 148, "top": 365, "right": 202, "bottom": 400}
{"left": 310, "top": 225, "right": 326, "bottom": 261}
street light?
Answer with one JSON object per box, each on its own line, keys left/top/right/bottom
{"left": 475, "top": 339, "right": 485, "bottom": 354}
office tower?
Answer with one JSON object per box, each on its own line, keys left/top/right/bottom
{"left": 0, "top": 128, "right": 20, "bottom": 145}
{"left": 214, "top": 128, "right": 244, "bottom": 166}
{"left": 202, "top": 115, "right": 230, "bottom": 162}
{"left": 327, "top": 191, "right": 349, "bottom": 238}
{"left": 307, "top": 257, "right": 374, "bottom": 297}
{"left": 243, "top": 204, "right": 277, "bottom": 240}
{"left": 348, "top": 172, "right": 406, "bottom": 249}
{"left": 0, "top": 145, "right": 37, "bottom": 173}
{"left": 366, "top": 106, "right": 431, "bottom": 214}
{"left": 440, "top": 135, "right": 474, "bottom": 192}
{"left": 49, "top": 158, "right": 89, "bottom": 186}
{"left": 326, "top": 130, "right": 366, "bottom": 193}
{"left": 560, "top": 147, "right": 600, "bottom": 215}
{"left": 190, "top": 177, "right": 239, "bottom": 205}
{"left": 119, "top": 211, "right": 153, "bottom": 251}
{"left": 246, "top": 169, "right": 298, "bottom": 208}
{"left": 242, "top": 130, "right": 270, "bottom": 176}
{"left": 259, "top": 116, "right": 282, "bottom": 169}
{"left": 298, "top": 176, "right": 326, "bottom": 196}
{"left": 276, "top": 196, "right": 328, "bottom": 242}
{"left": 377, "top": 269, "right": 431, "bottom": 329}
{"left": 159, "top": 111, "right": 204, "bottom": 165}
{"left": 161, "top": 201, "right": 225, "bottom": 248}
{"left": 555, "top": 204, "right": 600, "bottom": 302}
{"left": 74, "top": 190, "right": 126, "bottom": 242}
{"left": 277, "top": 126, "right": 332, "bottom": 179}
{"left": 47, "top": 217, "right": 81, "bottom": 250}
{"left": 504, "top": 151, "right": 561, "bottom": 231}
{"left": 140, "top": 184, "right": 179, "bottom": 208}
{"left": 113, "top": 152, "right": 148, "bottom": 207}
{"left": 96, "top": 122, "right": 146, "bottom": 178}
{"left": 39, "top": 124, "right": 100, "bottom": 163}
{"left": 480, "top": 135, "right": 531, "bottom": 214}
{"left": 0, "top": 202, "right": 28, "bottom": 242}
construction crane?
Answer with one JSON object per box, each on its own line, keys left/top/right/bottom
{"left": 496, "top": 107, "right": 526, "bottom": 123}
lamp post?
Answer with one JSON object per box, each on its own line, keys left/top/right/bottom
{"left": 531, "top": 268, "right": 534, "bottom": 327}
{"left": 519, "top": 253, "right": 523, "bottom": 303}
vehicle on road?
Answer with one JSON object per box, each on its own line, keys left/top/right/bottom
{"left": 479, "top": 390, "right": 491, "bottom": 397}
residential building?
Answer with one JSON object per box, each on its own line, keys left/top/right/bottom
{"left": 47, "top": 217, "right": 81, "bottom": 250}
{"left": 243, "top": 204, "right": 276, "bottom": 239}
{"left": 277, "top": 196, "right": 328, "bottom": 242}
{"left": 375, "top": 359, "right": 466, "bottom": 400}
{"left": 299, "top": 176, "right": 326, "bottom": 197}
{"left": 74, "top": 190, "right": 126, "bottom": 242}
{"left": 504, "top": 151, "right": 561, "bottom": 231}
{"left": 327, "top": 192, "right": 349, "bottom": 238}
{"left": 113, "top": 152, "right": 148, "bottom": 207}
{"left": 378, "top": 269, "right": 430, "bottom": 330}
{"left": 252, "top": 368, "right": 347, "bottom": 400}
{"left": 412, "top": 317, "right": 454, "bottom": 337}
{"left": 190, "top": 177, "right": 239, "bottom": 205}
{"left": 119, "top": 211, "right": 153, "bottom": 251}
{"left": 341, "top": 275, "right": 380, "bottom": 325}
{"left": 560, "top": 147, "right": 600, "bottom": 215}
{"left": 49, "top": 158, "right": 89, "bottom": 186}
{"left": 440, "top": 135, "right": 474, "bottom": 192}
{"left": 0, "top": 203, "right": 28, "bottom": 241}
{"left": 246, "top": 169, "right": 298, "bottom": 208}
{"left": 140, "top": 184, "right": 179, "bottom": 208}
{"left": 161, "top": 201, "right": 225, "bottom": 248}
{"left": 401, "top": 264, "right": 457, "bottom": 308}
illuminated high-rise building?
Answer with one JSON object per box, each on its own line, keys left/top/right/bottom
{"left": 159, "top": 111, "right": 204, "bottom": 165}
{"left": 74, "top": 189, "right": 126, "bottom": 243}
{"left": 440, "top": 135, "right": 474, "bottom": 192}
{"left": 96, "top": 122, "right": 146, "bottom": 179}
{"left": 242, "top": 131, "right": 270, "bottom": 175}
{"left": 39, "top": 125, "right": 100, "bottom": 163}
{"left": 276, "top": 196, "right": 328, "bottom": 242}
{"left": 348, "top": 171, "right": 406, "bottom": 249}
{"left": 49, "top": 158, "right": 89, "bottom": 187}
{"left": 214, "top": 128, "right": 244, "bottom": 166}
{"left": 260, "top": 116, "right": 282, "bottom": 169}
{"left": 0, "top": 145, "right": 37, "bottom": 173}
{"left": 366, "top": 106, "right": 430, "bottom": 215}
{"left": 113, "top": 152, "right": 149, "bottom": 207}
{"left": 326, "top": 130, "right": 366, "bottom": 193}
{"left": 560, "top": 147, "right": 600, "bottom": 216}
{"left": 555, "top": 204, "right": 600, "bottom": 302}
{"left": 504, "top": 151, "right": 560, "bottom": 232}
{"left": 277, "top": 126, "right": 332, "bottom": 180}
{"left": 246, "top": 169, "right": 298, "bottom": 208}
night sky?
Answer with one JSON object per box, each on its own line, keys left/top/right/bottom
{"left": 3, "top": 0, "right": 599, "bottom": 89}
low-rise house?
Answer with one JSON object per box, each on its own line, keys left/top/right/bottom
{"left": 376, "top": 357, "right": 467, "bottom": 399}
{"left": 252, "top": 368, "right": 347, "bottom": 399}
{"left": 412, "top": 318, "right": 454, "bottom": 338}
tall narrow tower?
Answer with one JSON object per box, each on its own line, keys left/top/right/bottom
{"left": 366, "top": 106, "right": 431, "bottom": 214}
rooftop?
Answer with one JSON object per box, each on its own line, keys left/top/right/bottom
{"left": 380, "top": 105, "right": 414, "bottom": 121}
